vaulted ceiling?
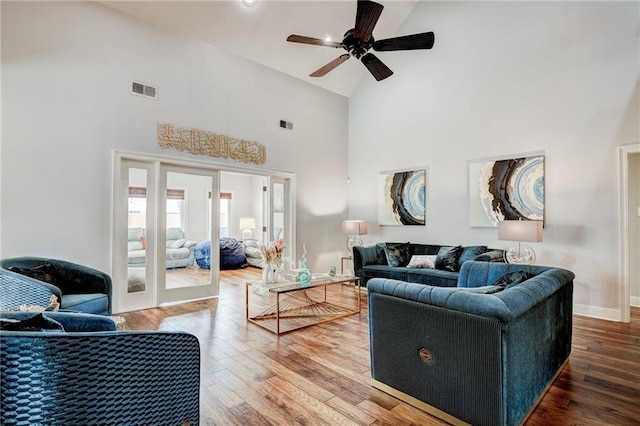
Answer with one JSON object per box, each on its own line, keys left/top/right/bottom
{"left": 102, "top": 0, "right": 419, "bottom": 97}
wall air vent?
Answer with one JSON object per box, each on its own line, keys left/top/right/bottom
{"left": 279, "top": 120, "right": 293, "bottom": 131}
{"left": 130, "top": 81, "right": 158, "bottom": 100}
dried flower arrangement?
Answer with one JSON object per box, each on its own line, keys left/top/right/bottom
{"left": 260, "top": 239, "right": 285, "bottom": 266}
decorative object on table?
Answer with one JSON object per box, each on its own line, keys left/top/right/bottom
{"left": 378, "top": 168, "right": 426, "bottom": 225}
{"left": 299, "top": 243, "right": 312, "bottom": 285}
{"left": 157, "top": 122, "right": 266, "bottom": 165}
{"left": 260, "top": 239, "right": 285, "bottom": 284}
{"left": 239, "top": 217, "right": 256, "bottom": 240}
{"left": 328, "top": 266, "right": 336, "bottom": 277}
{"left": 498, "top": 220, "right": 543, "bottom": 264}
{"left": 342, "top": 220, "right": 368, "bottom": 253}
{"left": 468, "top": 153, "right": 544, "bottom": 227}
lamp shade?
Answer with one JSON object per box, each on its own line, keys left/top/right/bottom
{"left": 239, "top": 217, "right": 256, "bottom": 230}
{"left": 342, "top": 220, "right": 368, "bottom": 236}
{"left": 497, "top": 220, "right": 542, "bottom": 242}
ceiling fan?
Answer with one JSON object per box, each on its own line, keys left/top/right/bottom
{"left": 287, "top": 0, "right": 435, "bottom": 81}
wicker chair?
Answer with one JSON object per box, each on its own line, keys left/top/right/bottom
{"left": 0, "top": 311, "right": 200, "bottom": 426}
{"left": 1, "top": 257, "right": 112, "bottom": 315}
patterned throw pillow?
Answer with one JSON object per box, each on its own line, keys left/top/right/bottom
{"left": 492, "top": 271, "right": 531, "bottom": 289}
{"left": 383, "top": 242, "right": 412, "bottom": 267}
{"left": 0, "top": 313, "right": 65, "bottom": 332}
{"left": 8, "top": 263, "right": 59, "bottom": 284}
{"left": 435, "top": 246, "right": 463, "bottom": 272}
{"left": 457, "top": 246, "right": 488, "bottom": 269}
{"left": 406, "top": 255, "right": 437, "bottom": 269}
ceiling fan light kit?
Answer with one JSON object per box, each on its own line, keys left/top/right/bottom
{"left": 287, "top": 0, "right": 435, "bottom": 81}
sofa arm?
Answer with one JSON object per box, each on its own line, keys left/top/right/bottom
{"left": 1, "top": 331, "right": 200, "bottom": 425}
{"left": 352, "top": 244, "right": 380, "bottom": 279}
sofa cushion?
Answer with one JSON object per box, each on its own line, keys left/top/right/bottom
{"left": 435, "top": 246, "right": 462, "bottom": 272}
{"left": 168, "top": 238, "right": 187, "bottom": 249}
{"left": 363, "top": 265, "right": 408, "bottom": 282}
{"left": 166, "top": 247, "right": 190, "bottom": 260}
{"left": 61, "top": 293, "right": 110, "bottom": 316}
{"left": 406, "top": 255, "right": 436, "bottom": 269}
{"left": 384, "top": 242, "right": 412, "bottom": 267}
{"left": 406, "top": 268, "right": 459, "bottom": 287}
{"left": 128, "top": 241, "right": 144, "bottom": 251}
{"left": 457, "top": 246, "right": 488, "bottom": 269}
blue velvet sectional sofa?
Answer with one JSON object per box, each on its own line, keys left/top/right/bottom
{"left": 353, "top": 243, "right": 504, "bottom": 287}
{"left": 367, "top": 260, "right": 575, "bottom": 426}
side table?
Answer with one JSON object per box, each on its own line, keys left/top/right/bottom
{"left": 341, "top": 256, "right": 353, "bottom": 275}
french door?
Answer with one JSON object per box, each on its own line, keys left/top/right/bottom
{"left": 157, "top": 164, "right": 218, "bottom": 305}
{"left": 113, "top": 153, "right": 295, "bottom": 313}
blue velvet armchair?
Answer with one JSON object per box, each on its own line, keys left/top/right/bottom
{"left": 0, "top": 311, "right": 200, "bottom": 425}
{"left": 1, "top": 257, "right": 112, "bottom": 315}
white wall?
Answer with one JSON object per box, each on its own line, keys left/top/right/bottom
{"left": 630, "top": 153, "right": 640, "bottom": 305}
{"left": 1, "top": 1, "right": 349, "bottom": 273}
{"left": 349, "top": 1, "right": 639, "bottom": 319}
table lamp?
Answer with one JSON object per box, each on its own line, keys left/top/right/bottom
{"left": 240, "top": 217, "right": 256, "bottom": 240}
{"left": 341, "top": 220, "right": 368, "bottom": 254}
{"left": 497, "top": 220, "right": 543, "bottom": 264}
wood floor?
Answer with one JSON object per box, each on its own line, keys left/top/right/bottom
{"left": 118, "top": 268, "right": 640, "bottom": 426}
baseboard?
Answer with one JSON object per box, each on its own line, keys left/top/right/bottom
{"left": 631, "top": 296, "right": 640, "bottom": 307}
{"left": 573, "top": 304, "right": 621, "bottom": 322}
{"left": 371, "top": 379, "right": 471, "bottom": 426}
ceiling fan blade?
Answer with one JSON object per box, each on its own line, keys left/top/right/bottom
{"left": 287, "top": 35, "right": 343, "bottom": 49}
{"left": 310, "top": 54, "right": 351, "bottom": 77}
{"left": 361, "top": 53, "right": 393, "bottom": 81}
{"left": 373, "top": 32, "right": 435, "bottom": 51}
{"left": 354, "top": 0, "right": 384, "bottom": 42}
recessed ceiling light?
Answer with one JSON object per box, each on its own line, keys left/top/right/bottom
{"left": 324, "top": 36, "right": 332, "bottom": 42}
{"left": 242, "top": 0, "right": 257, "bottom": 6}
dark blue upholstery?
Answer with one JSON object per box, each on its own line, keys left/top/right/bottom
{"left": 1, "top": 257, "right": 112, "bottom": 315}
{"left": 0, "top": 312, "right": 200, "bottom": 426}
{"left": 367, "top": 261, "right": 574, "bottom": 426}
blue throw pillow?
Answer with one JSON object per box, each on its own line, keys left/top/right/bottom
{"left": 383, "top": 242, "right": 412, "bottom": 267}
{"left": 457, "top": 246, "right": 488, "bottom": 269}
{"left": 492, "top": 271, "right": 531, "bottom": 289}
{"left": 0, "top": 313, "right": 65, "bottom": 332}
{"left": 375, "top": 243, "right": 389, "bottom": 265}
{"left": 435, "top": 246, "right": 462, "bottom": 272}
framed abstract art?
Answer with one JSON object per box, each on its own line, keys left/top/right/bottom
{"left": 468, "top": 153, "right": 544, "bottom": 227}
{"left": 378, "top": 168, "right": 426, "bottom": 226}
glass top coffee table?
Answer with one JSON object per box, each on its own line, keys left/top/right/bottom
{"left": 245, "top": 275, "right": 361, "bottom": 335}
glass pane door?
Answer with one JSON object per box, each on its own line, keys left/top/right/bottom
{"left": 158, "top": 165, "right": 218, "bottom": 304}
{"left": 267, "top": 176, "right": 294, "bottom": 268}
{"left": 116, "top": 159, "right": 157, "bottom": 313}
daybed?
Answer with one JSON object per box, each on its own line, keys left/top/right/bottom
{"left": 1, "top": 257, "right": 112, "bottom": 315}
{"left": 353, "top": 242, "right": 504, "bottom": 287}
{"left": 0, "top": 311, "right": 199, "bottom": 425}
{"left": 128, "top": 227, "right": 197, "bottom": 269}
{"left": 368, "top": 260, "right": 574, "bottom": 426}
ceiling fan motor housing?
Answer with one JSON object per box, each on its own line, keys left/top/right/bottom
{"left": 342, "top": 29, "right": 374, "bottom": 59}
